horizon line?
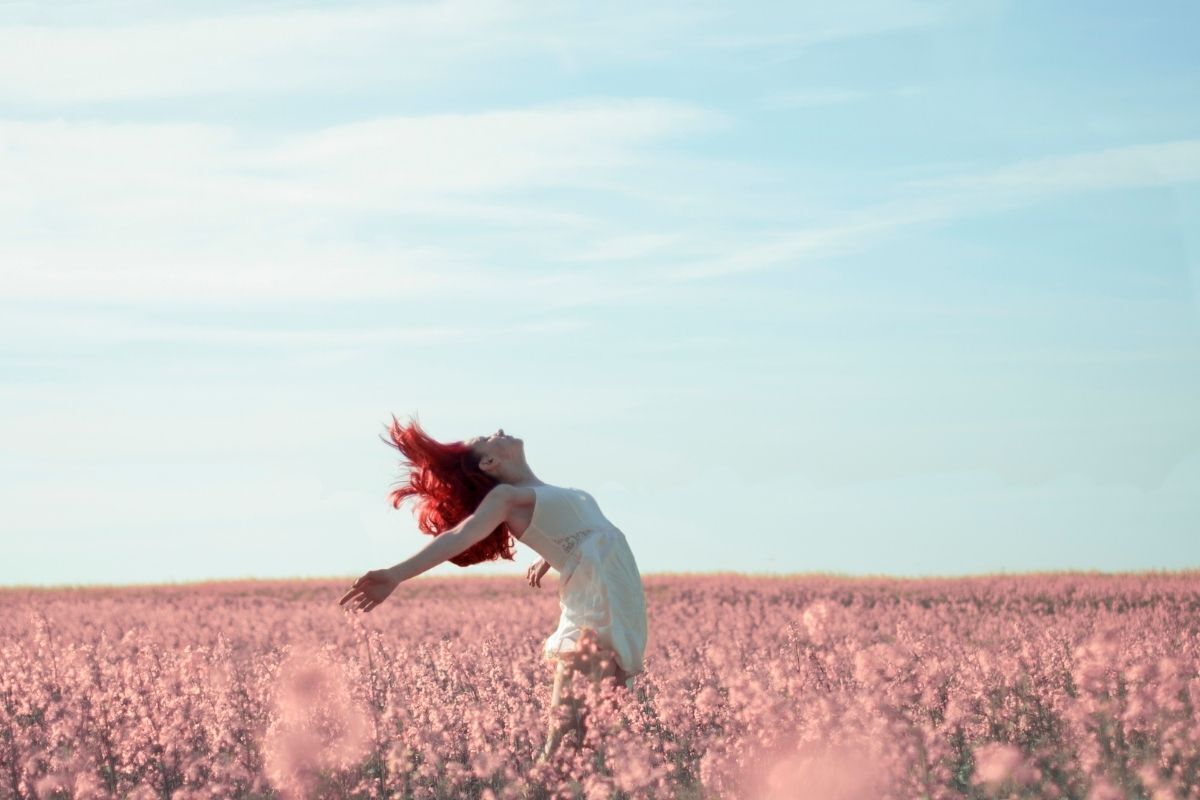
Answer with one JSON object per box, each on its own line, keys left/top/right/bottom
{"left": 4, "top": 566, "right": 1199, "bottom": 591}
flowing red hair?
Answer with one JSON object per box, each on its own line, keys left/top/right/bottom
{"left": 381, "top": 413, "right": 517, "bottom": 567}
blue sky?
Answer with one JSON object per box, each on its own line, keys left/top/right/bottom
{"left": 2, "top": 0, "right": 1198, "bottom": 586}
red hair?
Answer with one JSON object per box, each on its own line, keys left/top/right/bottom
{"left": 381, "top": 413, "right": 517, "bottom": 567}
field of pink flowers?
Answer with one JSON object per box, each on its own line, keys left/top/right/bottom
{"left": 2, "top": 572, "right": 1198, "bottom": 800}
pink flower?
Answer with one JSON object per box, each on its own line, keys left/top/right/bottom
{"left": 755, "top": 741, "right": 883, "bottom": 800}
{"left": 972, "top": 742, "right": 1038, "bottom": 786}
{"left": 696, "top": 686, "right": 722, "bottom": 711}
{"left": 1086, "top": 776, "right": 1126, "bottom": 800}
{"left": 34, "top": 773, "right": 69, "bottom": 799}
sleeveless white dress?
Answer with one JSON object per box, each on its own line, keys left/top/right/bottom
{"left": 517, "top": 484, "right": 648, "bottom": 682}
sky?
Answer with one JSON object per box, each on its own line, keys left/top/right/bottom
{"left": 1, "top": 0, "right": 1198, "bottom": 586}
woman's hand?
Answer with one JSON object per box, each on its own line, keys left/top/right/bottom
{"left": 527, "top": 558, "right": 550, "bottom": 588}
{"left": 339, "top": 568, "right": 400, "bottom": 613}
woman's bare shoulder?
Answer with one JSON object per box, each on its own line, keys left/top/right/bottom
{"left": 491, "top": 483, "right": 536, "bottom": 507}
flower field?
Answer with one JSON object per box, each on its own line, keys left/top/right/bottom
{"left": 2, "top": 572, "right": 1198, "bottom": 800}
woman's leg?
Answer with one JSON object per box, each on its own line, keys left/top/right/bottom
{"left": 540, "top": 640, "right": 631, "bottom": 761}
{"left": 540, "top": 658, "right": 580, "bottom": 761}
{"left": 574, "top": 647, "right": 623, "bottom": 745}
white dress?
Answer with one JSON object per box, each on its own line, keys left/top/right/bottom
{"left": 517, "top": 484, "right": 648, "bottom": 682}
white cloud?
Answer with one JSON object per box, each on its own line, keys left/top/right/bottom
{"left": 648, "top": 202, "right": 950, "bottom": 282}
{"left": 649, "top": 138, "right": 1200, "bottom": 283}
{"left": 0, "top": 0, "right": 960, "bottom": 105}
{"left": 655, "top": 223, "right": 877, "bottom": 281}
{"left": 0, "top": 240, "right": 484, "bottom": 301}
{"left": 0, "top": 1, "right": 526, "bottom": 104}
{"left": 0, "top": 100, "right": 721, "bottom": 226}
{"left": 0, "top": 307, "right": 587, "bottom": 351}
{"left": 906, "top": 138, "right": 1200, "bottom": 197}
{"left": 0, "top": 99, "right": 725, "bottom": 302}
{"left": 559, "top": 233, "right": 688, "bottom": 263}
{"left": 254, "top": 99, "right": 727, "bottom": 196}
{"left": 694, "top": 0, "right": 951, "bottom": 51}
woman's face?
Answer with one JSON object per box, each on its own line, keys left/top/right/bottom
{"left": 467, "top": 429, "right": 523, "bottom": 466}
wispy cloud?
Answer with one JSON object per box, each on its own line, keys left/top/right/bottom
{"left": 0, "top": 100, "right": 725, "bottom": 302}
{"left": 653, "top": 216, "right": 913, "bottom": 282}
{"left": 559, "top": 233, "right": 688, "bottom": 263}
{"left": 0, "top": 1, "right": 974, "bottom": 314}
{"left": 0, "top": 240, "right": 489, "bottom": 302}
{"left": 0, "top": 1, "right": 526, "bottom": 104}
{"left": 255, "top": 99, "right": 728, "bottom": 197}
{"left": 0, "top": 308, "right": 588, "bottom": 352}
{"left": 0, "top": 99, "right": 723, "bottom": 223}
{"left": 697, "top": 0, "right": 952, "bottom": 51}
{"left": 905, "top": 138, "right": 1200, "bottom": 197}
{"left": 645, "top": 138, "right": 1200, "bottom": 283}
{"left": 0, "top": 0, "right": 958, "bottom": 105}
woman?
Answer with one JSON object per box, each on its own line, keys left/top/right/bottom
{"left": 338, "top": 415, "right": 649, "bottom": 761}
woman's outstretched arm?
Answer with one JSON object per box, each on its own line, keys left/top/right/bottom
{"left": 387, "top": 485, "right": 515, "bottom": 582}
{"left": 340, "top": 485, "right": 515, "bottom": 612}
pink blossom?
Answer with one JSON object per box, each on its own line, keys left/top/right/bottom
{"left": 972, "top": 741, "right": 1038, "bottom": 786}
{"left": 1086, "top": 775, "right": 1126, "bottom": 800}
{"left": 3, "top": 572, "right": 1199, "bottom": 800}
{"left": 758, "top": 742, "right": 883, "bottom": 800}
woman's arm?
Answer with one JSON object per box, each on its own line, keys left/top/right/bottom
{"left": 384, "top": 485, "right": 515, "bottom": 584}
{"left": 527, "top": 557, "right": 551, "bottom": 588}
{"left": 340, "top": 485, "right": 516, "bottom": 612}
